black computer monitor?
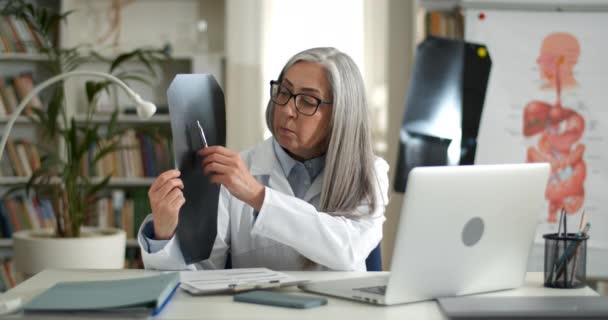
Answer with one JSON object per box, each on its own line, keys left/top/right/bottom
{"left": 394, "top": 36, "right": 491, "bottom": 192}
{"left": 167, "top": 74, "right": 226, "bottom": 264}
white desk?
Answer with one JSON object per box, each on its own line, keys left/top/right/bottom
{"left": 1, "top": 269, "right": 598, "bottom": 319}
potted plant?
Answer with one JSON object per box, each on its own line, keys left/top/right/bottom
{"left": 1, "top": 0, "right": 169, "bottom": 277}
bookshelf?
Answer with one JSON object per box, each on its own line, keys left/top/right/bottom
{"left": 417, "top": 0, "right": 464, "bottom": 44}
{"left": 0, "top": 0, "right": 226, "bottom": 289}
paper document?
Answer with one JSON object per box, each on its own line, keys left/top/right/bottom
{"left": 180, "top": 268, "right": 306, "bottom": 295}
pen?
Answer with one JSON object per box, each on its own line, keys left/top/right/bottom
{"left": 570, "top": 220, "right": 590, "bottom": 282}
{"left": 196, "top": 120, "right": 208, "bottom": 148}
{"left": 554, "top": 223, "right": 591, "bottom": 281}
{"left": 547, "top": 208, "right": 566, "bottom": 284}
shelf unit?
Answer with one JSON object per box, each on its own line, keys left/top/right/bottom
{"left": 0, "top": 176, "right": 156, "bottom": 187}
{"left": 0, "top": 0, "right": 227, "bottom": 282}
{"left": 0, "top": 53, "right": 50, "bottom": 62}
{"left": 0, "top": 116, "right": 31, "bottom": 124}
{"left": 0, "top": 238, "right": 139, "bottom": 248}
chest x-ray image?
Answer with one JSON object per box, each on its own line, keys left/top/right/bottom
{"left": 167, "top": 74, "right": 226, "bottom": 263}
{"left": 394, "top": 36, "right": 491, "bottom": 192}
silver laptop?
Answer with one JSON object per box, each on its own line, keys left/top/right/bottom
{"left": 299, "top": 163, "right": 550, "bottom": 305}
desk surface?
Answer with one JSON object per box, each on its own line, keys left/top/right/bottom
{"left": 2, "top": 269, "right": 598, "bottom": 319}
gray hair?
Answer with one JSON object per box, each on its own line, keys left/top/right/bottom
{"left": 265, "top": 47, "right": 377, "bottom": 214}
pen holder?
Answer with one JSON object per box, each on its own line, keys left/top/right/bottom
{"left": 543, "top": 233, "right": 589, "bottom": 289}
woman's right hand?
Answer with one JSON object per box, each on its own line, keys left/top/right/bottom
{"left": 148, "top": 169, "right": 185, "bottom": 240}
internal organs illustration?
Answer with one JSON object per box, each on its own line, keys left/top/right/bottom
{"left": 523, "top": 32, "right": 586, "bottom": 223}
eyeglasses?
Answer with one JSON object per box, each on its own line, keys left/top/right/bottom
{"left": 270, "top": 80, "right": 333, "bottom": 116}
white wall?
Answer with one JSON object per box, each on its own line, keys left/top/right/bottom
{"left": 224, "top": 0, "right": 266, "bottom": 150}
{"left": 383, "top": 0, "right": 417, "bottom": 270}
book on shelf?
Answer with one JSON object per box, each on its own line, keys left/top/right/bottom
{"left": 0, "top": 84, "right": 5, "bottom": 116}
{"left": 13, "top": 73, "right": 43, "bottom": 114}
{"left": 0, "top": 138, "right": 41, "bottom": 177}
{"left": 4, "top": 138, "right": 24, "bottom": 177}
{"left": 0, "top": 78, "right": 19, "bottom": 114}
{"left": 0, "top": 15, "right": 43, "bottom": 54}
{"left": 0, "top": 16, "right": 22, "bottom": 53}
{"left": 423, "top": 9, "right": 464, "bottom": 40}
{"left": 0, "top": 259, "right": 18, "bottom": 293}
{"left": 0, "top": 189, "right": 152, "bottom": 241}
{"left": 0, "top": 73, "right": 44, "bottom": 115}
{"left": 83, "top": 129, "right": 173, "bottom": 178}
{"left": 7, "top": 16, "right": 39, "bottom": 54}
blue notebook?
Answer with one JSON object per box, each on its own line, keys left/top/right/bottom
{"left": 23, "top": 272, "right": 180, "bottom": 316}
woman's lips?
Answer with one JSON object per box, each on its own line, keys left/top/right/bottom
{"left": 280, "top": 127, "right": 295, "bottom": 134}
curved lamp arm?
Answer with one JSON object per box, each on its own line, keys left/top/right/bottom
{"left": 0, "top": 71, "right": 157, "bottom": 161}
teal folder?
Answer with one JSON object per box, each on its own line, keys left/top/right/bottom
{"left": 23, "top": 272, "right": 180, "bottom": 316}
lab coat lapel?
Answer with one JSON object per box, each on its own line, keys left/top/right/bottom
{"left": 249, "top": 138, "right": 294, "bottom": 197}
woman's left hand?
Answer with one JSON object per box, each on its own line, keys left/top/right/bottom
{"left": 199, "top": 146, "right": 265, "bottom": 211}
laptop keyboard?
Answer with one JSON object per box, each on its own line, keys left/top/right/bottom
{"left": 355, "top": 285, "right": 387, "bottom": 295}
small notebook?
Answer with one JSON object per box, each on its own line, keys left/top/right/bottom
{"left": 23, "top": 272, "right": 180, "bottom": 316}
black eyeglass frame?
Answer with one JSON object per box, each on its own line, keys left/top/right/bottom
{"left": 269, "top": 80, "right": 333, "bottom": 116}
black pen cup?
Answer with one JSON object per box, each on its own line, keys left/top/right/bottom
{"left": 543, "top": 233, "right": 589, "bottom": 289}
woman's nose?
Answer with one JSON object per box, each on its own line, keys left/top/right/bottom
{"left": 281, "top": 97, "right": 298, "bottom": 118}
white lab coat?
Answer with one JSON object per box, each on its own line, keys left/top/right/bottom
{"left": 138, "top": 138, "right": 389, "bottom": 271}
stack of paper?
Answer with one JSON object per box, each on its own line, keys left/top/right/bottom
{"left": 180, "top": 268, "right": 305, "bottom": 295}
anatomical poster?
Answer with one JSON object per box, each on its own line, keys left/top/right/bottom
{"left": 465, "top": 10, "right": 608, "bottom": 248}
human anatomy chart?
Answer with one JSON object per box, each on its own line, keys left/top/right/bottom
{"left": 465, "top": 10, "right": 608, "bottom": 248}
{"left": 523, "top": 32, "right": 586, "bottom": 224}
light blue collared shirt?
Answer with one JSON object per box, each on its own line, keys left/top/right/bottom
{"left": 272, "top": 139, "right": 325, "bottom": 199}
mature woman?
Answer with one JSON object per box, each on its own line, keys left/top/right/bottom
{"left": 138, "top": 47, "right": 389, "bottom": 271}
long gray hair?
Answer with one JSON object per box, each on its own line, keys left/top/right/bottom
{"left": 265, "top": 47, "right": 378, "bottom": 214}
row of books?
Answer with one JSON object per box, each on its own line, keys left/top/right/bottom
{"left": 0, "top": 194, "right": 56, "bottom": 237}
{"left": 81, "top": 129, "right": 174, "bottom": 178}
{"left": 0, "top": 130, "right": 174, "bottom": 178}
{"left": 0, "top": 15, "right": 47, "bottom": 54}
{"left": 423, "top": 9, "right": 464, "bottom": 40}
{"left": 0, "top": 73, "right": 43, "bottom": 116}
{"left": 0, "top": 259, "right": 18, "bottom": 293}
{"left": 0, "top": 138, "right": 41, "bottom": 177}
{"left": 0, "top": 189, "right": 151, "bottom": 240}
{"left": 0, "top": 253, "right": 144, "bottom": 292}
{"left": 89, "top": 189, "right": 151, "bottom": 239}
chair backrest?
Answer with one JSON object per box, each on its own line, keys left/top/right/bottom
{"left": 366, "top": 244, "right": 382, "bottom": 271}
{"left": 225, "top": 245, "right": 383, "bottom": 271}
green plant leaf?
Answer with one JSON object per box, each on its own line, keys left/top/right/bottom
{"left": 28, "top": 107, "right": 46, "bottom": 127}
{"left": 110, "top": 50, "right": 140, "bottom": 72}
{"left": 26, "top": 166, "right": 56, "bottom": 195}
{"left": 106, "top": 110, "right": 120, "bottom": 136}
{"left": 85, "top": 80, "right": 110, "bottom": 104}
{"left": 45, "top": 87, "right": 64, "bottom": 137}
{"left": 86, "top": 176, "right": 112, "bottom": 199}
{"left": 91, "top": 142, "right": 123, "bottom": 166}
{"left": 137, "top": 51, "right": 158, "bottom": 77}
{"left": 116, "top": 73, "right": 153, "bottom": 86}
{"left": 1, "top": 184, "right": 28, "bottom": 198}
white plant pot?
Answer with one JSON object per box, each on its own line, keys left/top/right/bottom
{"left": 13, "top": 227, "right": 126, "bottom": 278}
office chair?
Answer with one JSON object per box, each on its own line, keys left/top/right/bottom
{"left": 366, "top": 244, "right": 382, "bottom": 271}
{"left": 225, "top": 245, "right": 382, "bottom": 271}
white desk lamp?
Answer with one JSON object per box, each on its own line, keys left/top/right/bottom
{"left": 0, "top": 70, "right": 157, "bottom": 161}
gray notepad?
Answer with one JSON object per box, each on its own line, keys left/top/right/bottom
{"left": 438, "top": 296, "right": 608, "bottom": 319}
